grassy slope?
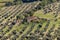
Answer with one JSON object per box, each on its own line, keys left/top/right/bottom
{"left": 0, "top": 0, "right": 14, "bottom": 2}
{"left": 33, "top": 9, "right": 60, "bottom": 37}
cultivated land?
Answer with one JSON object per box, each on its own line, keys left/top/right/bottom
{"left": 0, "top": 0, "right": 60, "bottom": 40}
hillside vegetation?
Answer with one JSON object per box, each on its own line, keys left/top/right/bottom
{"left": 0, "top": 0, "right": 59, "bottom": 6}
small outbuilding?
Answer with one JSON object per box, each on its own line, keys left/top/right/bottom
{"left": 27, "top": 16, "right": 38, "bottom": 22}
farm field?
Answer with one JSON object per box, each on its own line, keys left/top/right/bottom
{"left": 0, "top": 0, "right": 60, "bottom": 40}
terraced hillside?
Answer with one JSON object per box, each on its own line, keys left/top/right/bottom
{"left": 0, "top": 1, "right": 60, "bottom": 40}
